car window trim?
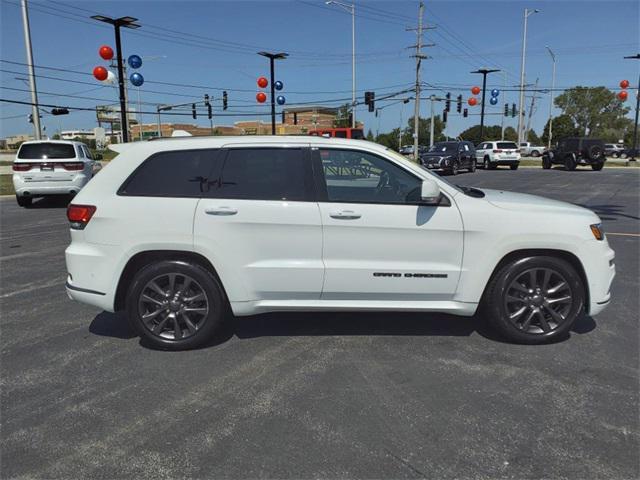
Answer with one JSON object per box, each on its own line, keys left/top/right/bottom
{"left": 311, "top": 147, "right": 450, "bottom": 207}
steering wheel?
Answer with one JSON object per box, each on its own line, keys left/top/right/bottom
{"left": 375, "top": 171, "right": 400, "bottom": 197}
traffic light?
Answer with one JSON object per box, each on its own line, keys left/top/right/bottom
{"left": 456, "top": 95, "right": 462, "bottom": 113}
{"left": 442, "top": 109, "right": 448, "bottom": 123}
{"left": 364, "top": 91, "right": 375, "bottom": 112}
{"left": 28, "top": 114, "right": 33, "bottom": 123}
{"left": 282, "top": 111, "right": 286, "bottom": 124}
{"left": 51, "top": 107, "right": 69, "bottom": 116}
{"left": 504, "top": 103, "right": 509, "bottom": 117}
{"left": 192, "top": 103, "right": 197, "bottom": 119}
{"left": 463, "top": 108, "right": 468, "bottom": 118}
{"left": 511, "top": 103, "right": 516, "bottom": 118}
{"left": 222, "top": 91, "right": 228, "bottom": 111}
{"left": 293, "top": 112, "right": 298, "bottom": 125}
{"left": 204, "top": 94, "right": 212, "bottom": 120}
{"left": 445, "top": 93, "right": 451, "bottom": 112}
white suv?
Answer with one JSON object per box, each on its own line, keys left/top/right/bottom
{"left": 65, "top": 136, "right": 615, "bottom": 349}
{"left": 13, "top": 140, "right": 99, "bottom": 207}
{"left": 475, "top": 141, "right": 521, "bottom": 170}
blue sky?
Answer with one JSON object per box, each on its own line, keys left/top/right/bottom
{"left": 1, "top": 0, "right": 638, "bottom": 139}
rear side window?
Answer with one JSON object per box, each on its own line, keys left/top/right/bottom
{"left": 18, "top": 143, "right": 76, "bottom": 159}
{"left": 334, "top": 130, "right": 347, "bottom": 138}
{"left": 212, "top": 148, "right": 309, "bottom": 201}
{"left": 497, "top": 142, "right": 518, "bottom": 149}
{"left": 119, "top": 149, "right": 218, "bottom": 197}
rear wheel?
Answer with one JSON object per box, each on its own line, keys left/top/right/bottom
{"left": 564, "top": 154, "right": 577, "bottom": 171}
{"left": 16, "top": 195, "right": 32, "bottom": 208}
{"left": 126, "top": 260, "right": 226, "bottom": 350}
{"left": 531, "top": 150, "right": 540, "bottom": 157}
{"left": 482, "top": 256, "right": 584, "bottom": 344}
{"left": 591, "top": 162, "right": 604, "bottom": 171}
{"left": 542, "top": 154, "right": 552, "bottom": 169}
{"left": 510, "top": 163, "right": 519, "bottom": 170}
{"left": 469, "top": 160, "right": 476, "bottom": 172}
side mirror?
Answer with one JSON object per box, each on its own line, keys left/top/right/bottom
{"left": 421, "top": 179, "right": 441, "bottom": 205}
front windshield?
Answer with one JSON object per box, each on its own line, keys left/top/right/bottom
{"left": 428, "top": 143, "right": 457, "bottom": 153}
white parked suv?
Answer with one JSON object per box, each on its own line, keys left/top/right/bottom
{"left": 65, "top": 136, "right": 615, "bottom": 349}
{"left": 475, "top": 141, "right": 521, "bottom": 170}
{"left": 13, "top": 140, "right": 99, "bottom": 207}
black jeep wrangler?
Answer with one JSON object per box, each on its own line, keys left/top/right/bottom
{"left": 542, "top": 137, "right": 606, "bottom": 171}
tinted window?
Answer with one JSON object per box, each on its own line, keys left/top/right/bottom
{"left": 319, "top": 149, "right": 421, "bottom": 204}
{"left": 351, "top": 129, "right": 364, "bottom": 139}
{"left": 214, "top": 148, "right": 308, "bottom": 201}
{"left": 428, "top": 142, "right": 457, "bottom": 153}
{"left": 76, "top": 145, "right": 85, "bottom": 158}
{"left": 120, "top": 149, "right": 217, "bottom": 197}
{"left": 334, "top": 130, "right": 347, "bottom": 138}
{"left": 18, "top": 143, "right": 76, "bottom": 159}
{"left": 497, "top": 142, "right": 518, "bottom": 149}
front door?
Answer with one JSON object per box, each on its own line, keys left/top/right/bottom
{"left": 313, "top": 148, "right": 464, "bottom": 301}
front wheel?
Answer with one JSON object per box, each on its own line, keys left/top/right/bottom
{"left": 542, "top": 154, "right": 552, "bottom": 169}
{"left": 482, "top": 256, "right": 585, "bottom": 344}
{"left": 531, "top": 150, "right": 540, "bottom": 157}
{"left": 591, "top": 162, "right": 604, "bottom": 171}
{"left": 469, "top": 160, "right": 476, "bottom": 172}
{"left": 450, "top": 160, "right": 459, "bottom": 175}
{"left": 510, "top": 163, "right": 519, "bottom": 170}
{"left": 564, "top": 154, "right": 577, "bottom": 171}
{"left": 16, "top": 195, "right": 32, "bottom": 208}
{"left": 126, "top": 260, "right": 226, "bottom": 350}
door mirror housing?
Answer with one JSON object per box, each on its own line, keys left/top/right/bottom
{"left": 421, "top": 179, "right": 441, "bottom": 205}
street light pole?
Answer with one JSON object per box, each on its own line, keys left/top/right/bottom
{"left": 20, "top": 0, "right": 41, "bottom": 140}
{"left": 326, "top": 1, "right": 356, "bottom": 128}
{"left": 518, "top": 8, "right": 539, "bottom": 144}
{"left": 546, "top": 46, "right": 556, "bottom": 150}
{"left": 471, "top": 68, "right": 500, "bottom": 144}
{"left": 624, "top": 54, "right": 640, "bottom": 161}
{"left": 258, "top": 51, "right": 288, "bottom": 135}
{"left": 91, "top": 15, "right": 141, "bottom": 143}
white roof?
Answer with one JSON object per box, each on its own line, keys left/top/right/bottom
{"left": 19, "top": 139, "right": 86, "bottom": 146}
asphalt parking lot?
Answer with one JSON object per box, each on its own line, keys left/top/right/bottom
{"left": 1, "top": 168, "right": 638, "bottom": 479}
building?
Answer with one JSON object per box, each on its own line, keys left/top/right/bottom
{"left": 4, "top": 134, "right": 33, "bottom": 150}
{"left": 281, "top": 106, "right": 340, "bottom": 131}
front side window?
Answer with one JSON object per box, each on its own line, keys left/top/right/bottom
{"left": 119, "top": 149, "right": 218, "bottom": 197}
{"left": 319, "top": 149, "right": 422, "bottom": 204}
{"left": 214, "top": 148, "right": 309, "bottom": 201}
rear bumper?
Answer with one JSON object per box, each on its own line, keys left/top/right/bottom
{"left": 492, "top": 159, "right": 520, "bottom": 165}
{"left": 13, "top": 173, "right": 90, "bottom": 196}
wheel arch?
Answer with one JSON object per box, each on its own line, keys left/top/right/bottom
{"left": 481, "top": 248, "right": 590, "bottom": 312}
{"left": 114, "top": 250, "right": 228, "bottom": 312}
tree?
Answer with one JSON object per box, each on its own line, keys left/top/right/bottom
{"left": 366, "top": 129, "right": 375, "bottom": 141}
{"left": 526, "top": 129, "right": 541, "bottom": 145}
{"left": 504, "top": 127, "right": 518, "bottom": 141}
{"left": 541, "top": 114, "right": 580, "bottom": 145}
{"left": 52, "top": 133, "right": 61, "bottom": 140}
{"left": 375, "top": 128, "right": 401, "bottom": 150}
{"left": 333, "top": 103, "right": 352, "bottom": 128}
{"left": 554, "top": 86, "right": 630, "bottom": 137}
{"left": 458, "top": 124, "right": 503, "bottom": 144}
{"left": 404, "top": 115, "right": 446, "bottom": 146}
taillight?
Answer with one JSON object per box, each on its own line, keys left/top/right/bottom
{"left": 516, "top": 149, "right": 521, "bottom": 153}
{"left": 67, "top": 204, "right": 96, "bottom": 230}
{"left": 12, "top": 163, "right": 32, "bottom": 171}
{"left": 61, "top": 162, "right": 84, "bottom": 171}
{"left": 492, "top": 149, "right": 503, "bottom": 153}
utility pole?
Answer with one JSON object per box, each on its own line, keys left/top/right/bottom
{"left": 429, "top": 95, "right": 435, "bottom": 147}
{"left": 546, "top": 46, "right": 556, "bottom": 149}
{"left": 20, "top": 0, "right": 41, "bottom": 140}
{"left": 258, "top": 51, "right": 288, "bottom": 135}
{"left": 518, "top": 8, "right": 540, "bottom": 144}
{"left": 471, "top": 68, "right": 500, "bottom": 143}
{"left": 624, "top": 54, "right": 640, "bottom": 161}
{"left": 525, "top": 77, "right": 539, "bottom": 142}
{"left": 501, "top": 71, "right": 507, "bottom": 140}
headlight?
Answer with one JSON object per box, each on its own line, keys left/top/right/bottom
{"left": 590, "top": 223, "right": 604, "bottom": 241}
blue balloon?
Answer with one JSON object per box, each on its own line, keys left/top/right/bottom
{"left": 276, "top": 95, "right": 286, "bottom": 105}
{"left": 491, "top": 88, "right": 499, "bottom": 97}
{"left": 130, "top": 72, "right": 144, "bottom": 87}
{"left": 128, "top": 54, "right": 142, "bottom": 69}
{"left": 489, "top": 96, "right": 498, "bottom": 105}
{"left": 274, "top": 80, "right": 283, "bottom": 91}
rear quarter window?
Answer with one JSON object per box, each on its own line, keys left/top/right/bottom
{"left": 18, "top": 143, "right": 76, "bottom": 159}
{"left": 118, "top": 149, "right": 220, "bottom": 197}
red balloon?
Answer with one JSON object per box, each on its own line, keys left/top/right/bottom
{"left": 620, "top": 79, "right": 630, "bottom": 89}
{"left": 257, "top": 77, "right": 268, "bottom": 89}
{"left": 468, "top": 97, "right": 478, "bottom": 106}
{"left": 256, "top": 92, "right": 267, "bottom": 103}
{"left": 99, "top": 45, "right": 113, "bottom": 60}
{"left": 618, "top": 90, "right": 628, "bottom": 101}
{"left": 93, "top": 66, "right": 108, "bottom": 81}
{"left": 471, "top": 86, "right": 481, "bottom": 95}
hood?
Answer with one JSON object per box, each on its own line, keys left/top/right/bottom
{"left": 482, "top": 188, "right": 599, "bottom": 219}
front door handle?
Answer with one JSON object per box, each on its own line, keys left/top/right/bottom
{"left": 205, "top": 206, "right": 238, "bottom": 216}
{"left": 330, "top": 210, "right": 361, "bottom": 220}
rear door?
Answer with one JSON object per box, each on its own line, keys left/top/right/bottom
{"left": 194, "top": 145, "right": 323, "bottom": 302}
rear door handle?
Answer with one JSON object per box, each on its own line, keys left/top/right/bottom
{"left": 330, "top": 210, "right": 361, "bottom": 220}
{"left": 205, "top": 206, "right": 238, "bottom": 216}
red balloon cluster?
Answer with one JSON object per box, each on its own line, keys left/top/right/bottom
{"left": 620, "top": 79, "right": 630, "bottom": 89}
{"left": 93, "top": 66, "right": 108, "bottom": 81}
{"left": 471, "top": 86, "right": 481, "bottom": 95}
{"left": 468, "top": 97, "right": 478, "bottom": 106}
{"left": 256, "top": 92, "right": 267, "bottom": 103}
{"left": 618, "top": 79, "right": 630, "bottom": 102}
{"left": 99, "top": 45, "right": 114, "bottom": 60}
{"left": 257, "top": 77, "right": 268, "bottom": 89}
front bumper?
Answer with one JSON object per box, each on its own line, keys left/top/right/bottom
{"left": 580, "top": 238, "right": 615, "bottom": 316}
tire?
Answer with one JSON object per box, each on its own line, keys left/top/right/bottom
{"left": 484, "top": 156, "right": 496, "bottom": 170}
{"left": 620, "top": 152, "right": 628, "bottom": 159}
{"left": 591, "top": 162, "right": 604, "bottom": 171}
{"left": 531, "top": 150, "right": 540, "bottom": 157}
{"left": 510, "top": 163, "right": 519, "bottom": 170}
{"left": 542, "top": 154, "right": 552, "bottom": 169}
{"left": 564, "top": 154, "right": 577, "bottom": 171}
{"left": 469, "top": 160, "right": 476, "bottom": 173}
{"left": 587, "top": 145, "right": 604, "bottom": 161}
{"left": 613, "top": 152, "right": 620, "bottom": 158}
{"left": 482, "top": 256, "right": 585, "bottom": 344}
{"left": 126, "top": 260, "right": 226, "bottom": 350}
{"left": 16, "top": 195, "right": 32, "bottom": 208}
{"left": 450, "top": 160, "right": 459, "bottom": 175}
